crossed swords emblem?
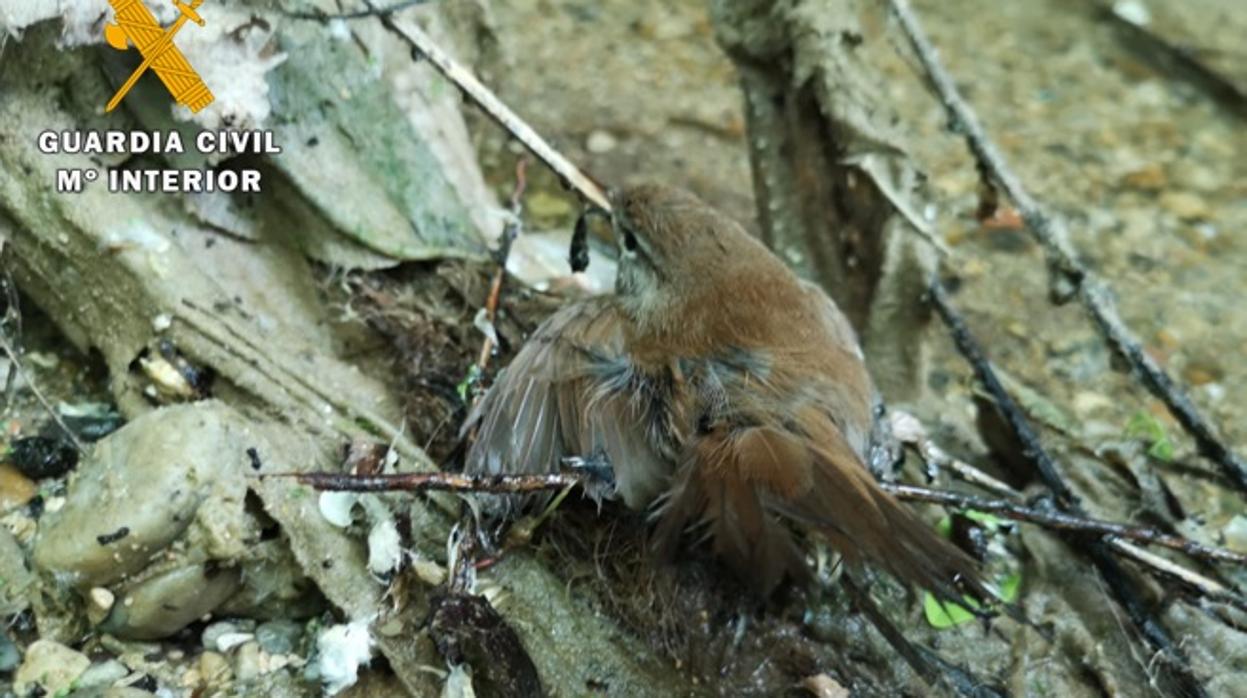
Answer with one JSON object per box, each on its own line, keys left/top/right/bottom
{"left": 103, "top": 0, "right": 215, "bottom": 113}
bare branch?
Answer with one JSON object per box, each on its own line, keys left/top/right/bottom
{"left": 266, "top": 470, "right": 582, "bottom": 495}
{"left": 364, "top": 2, "right": 611, "bottom": 213}
{"left": 889, "top": 410, "right": 1016, "bottom": 497}
{"left": 0, "top": 258, "right": 84, "bottom": 451}
{"left": 475, "top": 158, "right": 528, "bottom": 374}
{"left": 1110, "top": 540, "right": 1247, "bottom": 614}
{"left": 881, "top": 482, "right": 1247, "bottom": 566}
{"left": 927, "top": 276, "right": 1209, "bottom": 698}
{"left": 281, "top": 0, "right": 431, "bottom": 22}
{"left": 886, "top": 0, "right": 1247, "bottom": 495}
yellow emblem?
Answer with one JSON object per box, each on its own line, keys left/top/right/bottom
{"left": 103, "top": 0, "right": 215, "bottom": 113}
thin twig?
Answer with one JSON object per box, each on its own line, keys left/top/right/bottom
{"left": 1110, "top": 540, "right": 1247, "bottom": 614}
{"left": 889, "top": 410, "right": 1016, "bottom": 497}
{"left": 0, "top": 337, "right": 84, "bottom": 452}
{"left": 840, "top": 575, "right": 1006, "bottom": 698}
{"left": 928, "top": 280, "right": 1078, "bottom": 507}
{"left": 265, "top": 470, "right": 582, "bottom": 495}
{"left": 364, "top": 1, "right": 611, "bottom": 213}
{"left": 886, "top": 0, "right": 1247, "bottom": 495}
{"left": 0, "top": 257, "right": 85, "bottom": 454}
{"left": 475, "top": 158, "right": 528, "bottom": 373}
{"left": 281, "top": 0, "right": 430, "bottom": 22}
{"left": 882, "top": 482, "right": 1247, "bottom": 566}
{"left": 928, "top": 277, "right": 1209, "bottom": 698}
{"left": 893, "top": 409, "right": 1247, "bottom": 617}
{"left": 1096, "top": 1, "right": 1247, "bottom": 118}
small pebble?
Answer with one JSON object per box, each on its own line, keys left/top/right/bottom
{"left": 235, "top": 641, "right": 264, "bottom": 681}
{"left": 1159, "top": 190, "right": 1210, "bottom": 221}
{"left": 1121, "top": 163, "right": 1165, "bottom": 191}
{"left": 198, "top": 650, "right": 233, "bottom": 687}
{"left": 76, "top": 658, "right": 131, "bottom": 688}
{"left": 585, "top": 129, "right": 617, "bottom": 154}
{"left": 0, "top": 465, "right": 37, "bottom": 511}
{"left": 1073, "top": 391, "right": 1113, "bottom": 416}
{"left": 255, "top": 619, "right": 303, "bottom": 655}
{"left": 13, "top": 639, "right": 90, "bottom": 696}
{"left": 0, "top": 631, "right": 20, "bottom": 672}
{"left": 202, "top": 620, "right": 254, "bottom": 652}
{"left": 87, "top": 586, "right": 116, "bottom": 625}
{"left": 216, "top": 631, "right": 256, "bottom": 652}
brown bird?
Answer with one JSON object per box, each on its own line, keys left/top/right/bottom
{"left": 465, "top": 184, "right": 988, "bottom": 601}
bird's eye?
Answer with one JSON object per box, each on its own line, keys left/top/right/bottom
{"left": 623, "top": 229, "right": 639, "bottom": 253}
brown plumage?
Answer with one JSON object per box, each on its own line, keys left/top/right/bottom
{"left": 465, "top": 184, "right": 988, "bottom": 602}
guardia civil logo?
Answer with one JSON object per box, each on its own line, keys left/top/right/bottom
{"left": 102, "top": 0, "right": 215, "bottom": 113}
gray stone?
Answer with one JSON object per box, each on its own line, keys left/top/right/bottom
{"left": 33, "top": 402, "right": 253, "bottom": 589}
{"left": 255, "top": 619, "right": 304, "bottom": 655}
{"left": 74, "top": 659, "right": 131, "bottom": 688}
{"left": 202, "top": 619, "right": 256, "bottom": 652}
{"left": 0, "top": 631, "right": 20, "bottom": 672}
{"left": 0, "top": 525, "right": 36, "bottom": 616}
{"left": 13, "top": 639, "right": 90, "bottom": 696}
{"left": 69, "top": 688, "right": 157, "bottom": 698}
{"left": 101, "top": 562, "right": 243, "bottom": 640}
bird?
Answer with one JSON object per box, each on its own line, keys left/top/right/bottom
{"left": 463, "top": 183, "right": 989, "bottom": 602}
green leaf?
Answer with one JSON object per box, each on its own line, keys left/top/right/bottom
{"left": 1125, "top": 411, "right": 1174, "bottom": 461}
{"left": 964, "top": 510, "right": 1006, "bottom": 531}
{"left": 998, "top": 572, "right": 1021, "bottom": 602}
{"left": 926, "top": 514, "right": 1022, "bottom": 629}
{"left": 922, "top": 574, "right": 1020, "bottom": 629}
{"left": 456, "top": 364, "right": 483, "bottom": 403}
{"left": 924, "top": 592, "right": 980, "bottom": 628}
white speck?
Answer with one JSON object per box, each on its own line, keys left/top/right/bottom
{"left": 317, "top": 619, "right": 375, "bottom": 695}
{"left": 1113, "top": 1, "right": 1151, "bottom": 26}
{"left": 473, "top": 308, "right": 499, "bottom": 346}
{"left": 368, "top": 518, "right": 403, "bottom": 577}
{"left": 328, "top": 19, "right": 351, "bottom": 41}
{"left": 215, "top": 632, "right": 255, "bottom": 652}
{"left": 88, "top": 587, "right": 115, "bottom": 612}
{"left": 923, "top": 203, "right": 938, "bottom": 222}
{"left": 319, "top": 491, "right": 358, "bottom": 528}
{"left": 585, "top": 129, "right": 617, "bottom": 154}
{"left": 152, "top": 314, "right": 172, "bottom": 332}
{"left": 442, "top": 664, "right": 477, "bottom": 698}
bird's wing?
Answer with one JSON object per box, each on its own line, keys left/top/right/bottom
{"left": 464, "top": 297, "right": 671, "bottom": 509}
